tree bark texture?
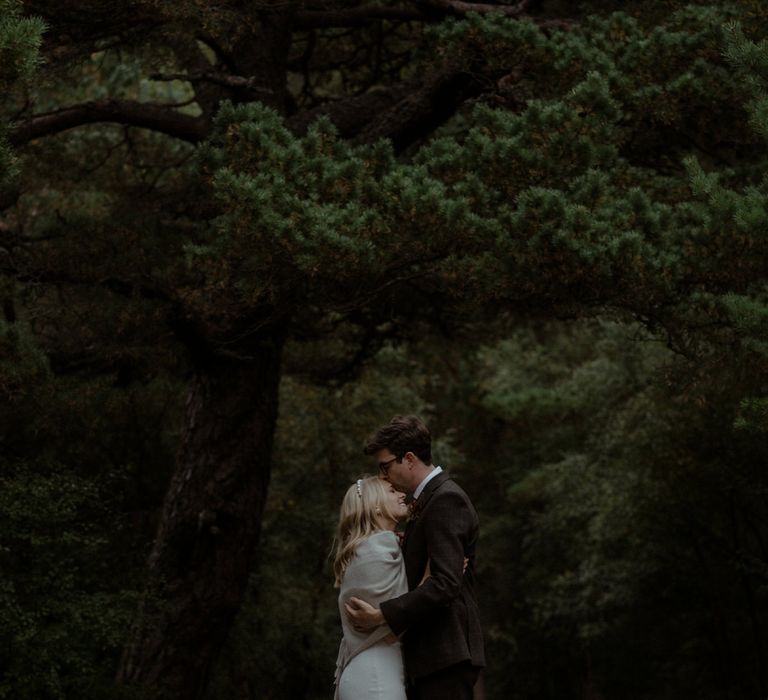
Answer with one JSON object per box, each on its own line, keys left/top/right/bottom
{"left": 116, "top": 337, "right": 283, "bottom": 699}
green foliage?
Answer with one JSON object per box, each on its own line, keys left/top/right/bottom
{"left": 443, "top": 317, "right": 768, "bottom": 700}
{"left": 6, "top": 1, "right": 768, "bottom": 699}
{"left": 0, "top": 0, "right": 44, "bottom": 183}
{"left": 681, "top": 22, "right": 768, "bottom": 434}
{"left": 734, "top": 395, "right": 768, "bottom": 431}
{"left": 188, "top": 102, "right": 492, "bottom": 332}
{"left": 208, "top": 313, "right": 768, "bottom": 700}
{"left": 0, "top": 320, "right": 177, "bottom": 699}
{"left": 0, "top": 465, "right": 139, "bottom": 700}
{"left": 0, "top": 0, "right": 44, "bottom": 89}
{"left": 196, "top": 5, "right": 748, "bottom": 323}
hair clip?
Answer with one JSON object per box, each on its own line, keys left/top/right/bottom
{"left": 356, "top": 479, "right": 363, "bottom": 497}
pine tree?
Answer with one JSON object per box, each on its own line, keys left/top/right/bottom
{"left": 4, "top": 1, "right": 768, "bottom": 697}
{"left": 0, "top": 0, "right": 43, "bottom": 185}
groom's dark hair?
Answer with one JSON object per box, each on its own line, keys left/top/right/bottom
{"left": 363, "top": 415, "right": 432, "bottom": 464}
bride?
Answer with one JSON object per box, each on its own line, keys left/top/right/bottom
{"left": 332, "top": 476, "right": 410, "bottom": 700}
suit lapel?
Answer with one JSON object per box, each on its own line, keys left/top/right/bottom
{"left": 402, "top": 471, "right": 451, "bottom": 550}
{"left": 414, "top": 471, "right": 451, "bottom": 513}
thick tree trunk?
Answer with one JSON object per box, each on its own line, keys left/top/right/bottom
{"left": 116, "top": 337, "right": 283, "bottom": 699}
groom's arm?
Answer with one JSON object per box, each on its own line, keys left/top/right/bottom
{"left": 379, "top": 490, "right": 475, "bottom": 636}
{"left": 345, "top": 597, "right": 385, "bottom": 628}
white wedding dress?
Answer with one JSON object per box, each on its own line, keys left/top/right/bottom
{"left": 335, "top": 530, "right": 408, "bottom": 700}
{"left": 337, "top": 637, "right": 406, "bottom": 699}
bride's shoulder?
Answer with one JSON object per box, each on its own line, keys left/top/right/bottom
{"left": 369, "top": 530, "right": 398, "bottom": 544}
{"left": 357, "top": 530, "right": 399, "bottom": 556}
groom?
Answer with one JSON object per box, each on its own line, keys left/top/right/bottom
{"left": 345, "top": 415, "right": 485, "bottom": 699}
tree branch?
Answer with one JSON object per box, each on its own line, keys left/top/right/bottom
{"left": 288, "top": 59, "right": 484, "bottom": 151}
{"left": 418, "top": 0, "right": 531, "bottom": 17}
{"left": 150, "top": 71, "right": 275, "bottom": 95}
{"left": 9, "top": 99, "right": 208, "bottom": 146}
{"left": 195, "top": 31, "right": 239, "bottom": 73}
{"left": 287, "top": 83, "right": 414, "bottom": 137}
{"left": 294, "top": 5, "right": 429, "bottom": 29}
{"left": 352, "top": 62, "right": 484, "bottom": 150}
{"left": 1, "top": 261, "right": 175, "bottom": 305}
{"left": 295, "top": 0, "right": 531, "bottom": 28}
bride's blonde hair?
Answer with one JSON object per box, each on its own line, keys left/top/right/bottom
{"left": 332, "top": 476, "right": 398, "bottom": 587}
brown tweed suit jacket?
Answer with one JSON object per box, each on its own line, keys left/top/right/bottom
{"left": 379, "top": 471, "right": 485, "bottom": 681}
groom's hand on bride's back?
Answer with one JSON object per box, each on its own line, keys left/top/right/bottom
{"left": 345, "top": 597, "right": 385, "bottom": 632}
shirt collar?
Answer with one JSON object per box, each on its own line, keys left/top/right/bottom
{"left": 413, "top": 466, "right": 442, "bottom": 500}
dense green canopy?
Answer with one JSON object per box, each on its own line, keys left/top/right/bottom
{"left": 1, "top": 0, "right": 768, "bottom": 698}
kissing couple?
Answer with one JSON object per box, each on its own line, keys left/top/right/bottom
{"left": 332, "top": 415, "right": 485, "bottom": 699}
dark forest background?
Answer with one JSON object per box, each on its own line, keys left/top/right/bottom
{"left": 2, "top": 0, "right": 768, "bottom": 698}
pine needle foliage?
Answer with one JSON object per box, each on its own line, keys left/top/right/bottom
{"left": 0, "top": 0, "right": 44, "bottom": 183}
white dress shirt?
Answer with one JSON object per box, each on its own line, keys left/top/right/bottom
{"left": 413, "top": 466, "right": 443, "bottom": 500}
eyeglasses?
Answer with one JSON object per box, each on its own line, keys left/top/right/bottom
{"left": 378, "top": 456, "right": 401, "bottom": 475}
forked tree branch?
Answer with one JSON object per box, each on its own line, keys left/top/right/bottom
{"left": 351, "top": 63, "right": 483, "bottom": 150}
{"left": 289, "top": 60, "right": 485, "bottom": 151}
